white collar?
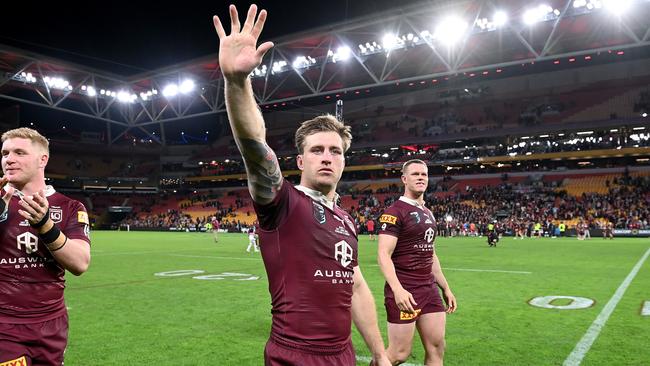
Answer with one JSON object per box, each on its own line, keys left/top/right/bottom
{"left": 12, "top": 185, "right": 56, "bottom": 198}
{"left": 399, "top": 195, "right": 426, "bottom": 209}
{"left": 295, "top": 185, "right": 339, "bottom": 210}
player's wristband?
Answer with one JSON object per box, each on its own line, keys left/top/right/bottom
{"left": 48, "top": 236, "right": 67, "bottom": 252}
{"left": 39, "top": 224, "right": 61, "bottom": 244}
{"left": 30, "top": 209, "right": 50, "bottom": 229}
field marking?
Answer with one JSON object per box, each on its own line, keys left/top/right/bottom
{"left": 168, "top": 254, "right": 262, "bottom": 261}
{"left": 642, "top": 301, "right": 650, "bottom": 316}
{"left": 563, "top": 247, "right": 650, "bottom": 366}
{"left": 365, "top": 263, "right": 531, "bottom": 274}
{"left": 356, "top": 355, "right": 422, "bottom": 366}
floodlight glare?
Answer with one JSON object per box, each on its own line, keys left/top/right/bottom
{"left": 493, "top": 11, "right": 508, "bottom": 27}
{"left": 434, "top": 16, "right": 468, "bottom": 46}
{"left": 179, "top": 79, "right": 195, "bottom": 94}
{"left": 336, "top": 46, "right": 351, "bottom": 61}
{"left": 117, "top": 90, "right": 131, "bottom": 103}
{"left": 382, "top": 33, "right": 398, "bottom": 51}
{"left": 87, "top": 86, "right": 96, "bottom": 97}
{"left": 603, "top": 0, "right": 632, "bottom": 15}
{"left": 163, "top": 84, "right": 179, "bottom": 97}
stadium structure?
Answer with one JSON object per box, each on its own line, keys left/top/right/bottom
{"left": 1, "top": 0, "right": 649, "bottom": 237}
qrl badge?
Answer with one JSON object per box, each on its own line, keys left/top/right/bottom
{"left": 313, "top": 202, "right": 326, "bottom": 224}
{"left": 50, "top": 207, "right": 63, "bottom": 223}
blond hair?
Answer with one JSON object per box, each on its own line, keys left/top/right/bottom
{"left": 401, "top": 159, "right": 427, "bottom": 174}
{"left": 1, "top": 127, "right": 50, "bottom": 155}
{"left": 295, "top": 115, "right": 352, "bottom": 154}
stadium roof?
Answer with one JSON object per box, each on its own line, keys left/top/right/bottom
{"left": 1, "top": 0, "right": 650, "bottom": 145}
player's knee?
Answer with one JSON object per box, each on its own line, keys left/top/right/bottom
{"left": 390, "top": 345, "right": 413, "bottom": 364}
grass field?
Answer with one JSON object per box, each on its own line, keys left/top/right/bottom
{"left": 63, "top": 232, "right": 650, "bottom": 365}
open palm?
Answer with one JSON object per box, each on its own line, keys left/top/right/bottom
{"left": 213, "top": 5, "right": 274, "bottom": 81}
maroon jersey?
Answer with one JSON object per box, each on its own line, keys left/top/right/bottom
{"left": 211, "top": 218, "right": 219, "bottom": 230}
{"left": 254, "top": 181, "right": 358, "bottom": 351}
{"left": 0, "top": 186, "right": 90, "bottom": 324}
{"left": 379, "top": 197, "right": 437, "bottom": 288}
{"left": 366, "top": 219, "right": 375, "bottom": 232}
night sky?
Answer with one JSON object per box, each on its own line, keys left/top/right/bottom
{"left": 1, "top": 0, "right": 424, "bottom": 75}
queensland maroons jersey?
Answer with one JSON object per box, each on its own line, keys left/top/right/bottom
{"left": 254, "top": 181, "right": 358, "bottom": 349}
{"left": 0, "top": 186, "right": 90, "bottom": 324}
{"left": 379, "top": 196, "right": 437, "bottom": 288}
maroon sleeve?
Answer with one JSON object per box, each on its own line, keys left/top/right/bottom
{"left": 64, "top": 200, "right": 91, "bottom": 244}
{"left": 252, "top": 179, "right": 292, "bottom": 230}
{"left": 378, "top": 206, "right": 401, "bottom": 238}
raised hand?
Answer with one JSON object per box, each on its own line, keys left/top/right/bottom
{"left": 213, "top": 4, "right": 274, "bottom": 82}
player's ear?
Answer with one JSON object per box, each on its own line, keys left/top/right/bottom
{"left": 39, "top": 153, "right": 49, "bottom": 169}
{"left": 401, "top": 174, "right": 407, "bottom": 185}
{"left": 296, "top": 154, "right": 304, "bottom": 171}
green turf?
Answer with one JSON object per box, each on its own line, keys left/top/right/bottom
{"left": 63, "top": 232, "right": 650, "bottom": 365}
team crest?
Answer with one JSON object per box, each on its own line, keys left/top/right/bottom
{"left": 313, "top": 202, "right": 326, "bottom": 224}
{"left": 410, "top": 212, "right": 421, "bottom": 224}
{"left": 0, "top": 210, "right": 7, "bottom": 223}
{"left": 50, "top": 207, "right": 63, "bottom": 223}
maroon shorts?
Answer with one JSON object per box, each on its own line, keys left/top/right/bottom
{"left": 264, "top": 337, "right": 355, "bottom": 366}
{"left": 385, "top": 285, "right": 446, "bottom": 324}
{"left": 0, "top": 314, "right": 68, "bottom": 366}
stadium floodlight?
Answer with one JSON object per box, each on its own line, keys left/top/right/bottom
{"left": 523, "top": 4, "right": 555, "bottom": 25}
{"left": 86, "top": 86, "right": 96, "bottom": 97}
{"left": 162, "top": 83, "right": 179, "bottom": 97}
{"left": 179, "top": 79, "right": 195, "bottom": 94}
{"left": 271, "top": 60, "right": 287, "bottom": 74}
{"left": 434, "top": 16, "right": 468, "bottom": 46}
{"left": 117, "top": 90, "right": 131, "bottom": 103}
{"left": 329, "top": 46, "right": 352, "bottom": 63}
{"left": 382, "top": 33, "right": 399, "bottom": 51}
{"left": 603, "top": 0, "right": 632, "bottom": 15}
{"left": 43, "top": 76, "right": 72, "bottom": 90}
{"left": 493, "top": 11, "right": 508, "bottom": 27}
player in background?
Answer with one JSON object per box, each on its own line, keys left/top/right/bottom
{"left": 377, "top": 159, "right": 457, "bottom": 366}
{"left": 603, "top": 221, "right": 614, "bottom": 239}
{"left": 246, "top": 223, "right": 259, "bottom": 252}
{"left": 0, "top": 128, "right": 91, "bottom": 366}
{"left": 211, "top": 215, "right": 220, "bottom": 243}
{"left": 367, "top": 217, "right": 376, "bottom": 241}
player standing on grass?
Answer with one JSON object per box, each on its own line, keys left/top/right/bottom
{"left": 377, "top": 159, "right": 457, "bottom": 366}
{"left": 0, "top": 128, "right": 91, "bottom": 366}
{"left": 211, "top": 215, "right": 220, "bottom": 243}
{"left": 213, "top": 4, "right": 390, "bottom": 365}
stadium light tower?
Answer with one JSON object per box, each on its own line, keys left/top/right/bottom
{"left": 434, "top": 16, "right": 468, "bottom": 46}
{"left": 162, "top": 83, "right": 179, "bottom": 97}
{"left": 179, "top": 79, "right": 195, "bottom": 94}
{"left": 382, "top": 33, "right": 399, "bottom": 52}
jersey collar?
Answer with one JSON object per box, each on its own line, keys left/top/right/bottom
{"left": 399, "top": 195, "right": 426, "bottom": 209}
{"left": 12, "top": 185, "right": 56, "bottom": 198}
{"left": 295, "top": 185, "right": 339, "bottom": 210}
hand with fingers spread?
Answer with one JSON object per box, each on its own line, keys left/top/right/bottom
{"left": 394, "top": 286, "right": 418, "bottom": 314}
{"left": 213, "top": 4, "right": 274, "bottom": 82}
{"left": 0, "top": 176, "right": 13, "bottom": 215}
{"left": 18, "top": 190, "right": 50, "bottom": 228}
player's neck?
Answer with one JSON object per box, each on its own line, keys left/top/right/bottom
{"left": 12, "top": 180, "right": 47, "bottom": 196}
{"left": 298, "top": 179, "right": 337, "bottom": 202}
{"left": 404, "top": 191, "right": 425, "bottom": 205}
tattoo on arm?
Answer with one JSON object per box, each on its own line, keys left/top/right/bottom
{"left": 239, "top": 138, "right": 283, "bottom": 204}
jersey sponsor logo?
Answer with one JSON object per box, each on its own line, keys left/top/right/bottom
{"left": 0, "top": 356, "right": 27, "bottom": 366}
{"left": 399, "top": 309, "right": 422, "bottom": 320}
{"left": 17, "top": 232, "right": 38, "bottom": 254}
{"left": 50, "top": 207, "right": 63, "bottom": 223}
{"left": 334, "top": 240, "right": 354, "bottom": 267}
{"left": 78, "top": 211, "right": 89, "bottom": 224}
{"left": 313, "top": 202, "right": 326, "bottom": 224}
{"left": 410, "top": 212, "right": 421, "bottom": 224}
{"left": 379, "top": 214, "right": 397, "bottom": 225}
{"left": 19, "top": 219, "right": 30, "bottom": 227}
{"left": 333, "top": 216, "right": 350, "bottom": 236}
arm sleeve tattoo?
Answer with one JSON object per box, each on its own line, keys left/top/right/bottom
{"left": 239, "top": 138, "right": 283, "bottom": 204}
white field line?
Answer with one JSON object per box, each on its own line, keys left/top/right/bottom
{"left": 563, "top": 247, "right": 650, "bottom": 366}
{"left": 92, "top": 247, "right": 220, "bottom": 256}
{"left": 167, "top": 254, "right": 262, "bottom": 261}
